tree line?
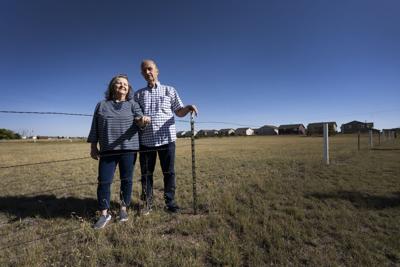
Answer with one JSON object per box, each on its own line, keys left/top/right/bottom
{"left": 0, "top": 128, "right": 21, "bottom": 140}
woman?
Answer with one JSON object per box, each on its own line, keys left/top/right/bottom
{"left": 88, "top": 74, "right": 150, "bottom": 229}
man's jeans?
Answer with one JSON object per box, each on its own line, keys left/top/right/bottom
{"left": 97, "top": 152, "right": 137, "bottom": 210}
{"left": 139, "top": 142, "right": 176, "bottom": 207}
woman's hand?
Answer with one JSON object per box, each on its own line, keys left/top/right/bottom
{"left": 136, "top": 116, "right": 151, "bottom": 128}
{"left": 90, "top": 143, "right": 99, "bottom": 160}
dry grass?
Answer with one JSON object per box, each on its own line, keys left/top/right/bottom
{"left": 0, "top": 135, "right": 399, "bottom": 266}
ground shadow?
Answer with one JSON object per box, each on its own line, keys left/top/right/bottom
{"left": 0, "top": 195, "right": 102, "bottom": 221}
{"left": 306, "top": 191, "right": 400, "bottom": 209}
{"left": 371, "top": 148, "right": 400, "bottom": 151}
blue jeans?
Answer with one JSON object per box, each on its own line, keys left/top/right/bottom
{"left": 97, "top": 151, "right": 137, "bottom": 211}
{"left": 139, "top": 142, "right": 176, "bottom": 206}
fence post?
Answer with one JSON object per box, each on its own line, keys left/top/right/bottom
{"left": 190, "top": 113, "right": 198, "bottom": 215}
{"left": 323, "top": 123, "right": 329, "bottom": 165}
{"left": 358, "top": 131, "right": 360, "bottom": 151}
{"left": 369, "top": 130, "right": 373, "bottom": 149}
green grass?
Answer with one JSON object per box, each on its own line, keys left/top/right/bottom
{"left": 0, "top": 135, "right": 399, "bottom": 266}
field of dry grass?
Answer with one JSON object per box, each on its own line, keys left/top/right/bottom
{"left": 0, "top": 134, "right": 399, "bottom": 266}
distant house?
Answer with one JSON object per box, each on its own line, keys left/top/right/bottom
{"left": 254, "top": 125, "right": 278, "bottom": 135}
{"left": 176, "top": 131, "right": 187, "bottom": 138}
{"left": 382, "top": 128, "right": 399, "bottom": 137}
{"left": 278, "top": 124, "right": 306, "bottom": 135}
{"left": 307, "top": 122, "right": 337, "bottom": 135}
{"left": 177, "top": 130, "right": 197, "bottom": 138}
{"left": 341, "top": 120, "right": 373, "bottom": 133}
{"left": 197, "top": 129, "right": 219, "bottom": 137}
{"left": 219, "top": 128, "right": 235, "bottom": 136}
{"left": 235, "top": 128, "right": 254, "bottom": 136}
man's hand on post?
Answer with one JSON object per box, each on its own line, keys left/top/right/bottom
{"left": 187, "top": 105, "right": 198, "bottom": 116}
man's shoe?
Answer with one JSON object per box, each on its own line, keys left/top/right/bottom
{"left": 165, "top": 204, "right": 180, "bottom": 213}
{"left": 142, "top": 205, "right": 152, "bottom": 216}
{"left": 119, "top": 209, "right": 128, "bottom": 222}
{"left": 93, "top": 214, "right": 112, "bottom": 229}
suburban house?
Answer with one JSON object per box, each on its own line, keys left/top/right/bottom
{"left": 219, "top": 128, "right": 235, "bottom": 136}
{"left": 235, "top": 128, "right": 254, "bottom": 136}
{"left": 340, "top": 120, "right": 374, "bottom": 133}
{"left": 382, "top": 128, "right": 399, "bottom": 138}
{"left": 254, "top": 125, "right": 279, "bottom": 135}
{"left": 197, "top": 129, "right": 219, "bottom": 137}
{"left": 177, "top": 130, "right": 197, "bottom": 138}
{"left": 278, "top": 124, "right": 306, "bottom": 135}
{"left": 307, "top": 122, "right": 337, "bottom": 135}
{"left": 176, "top": 131, "right": 187, "bottom": 138}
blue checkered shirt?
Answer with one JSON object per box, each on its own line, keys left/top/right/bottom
{"left": 134, "top": 81, "right": 184, "bottom": 147}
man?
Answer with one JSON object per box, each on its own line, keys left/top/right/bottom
{"left": 134, "top": 59, "right": 198, "bottom": 214}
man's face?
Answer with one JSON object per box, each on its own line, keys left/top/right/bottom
{"left": 142, "top": 61, "right": 158, "bottom": 84}
{"left": 141, "top": 61, "right": 159, "bottom": 85}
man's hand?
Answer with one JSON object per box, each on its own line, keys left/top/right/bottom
{"left": 175, "top": 105, "right": 198, "bottom": 117}
{"left": 90, "top": 143, "right": 99, "bottom": 160}
{"left": 187, "top": 105, "right": 198, "bottom": 116}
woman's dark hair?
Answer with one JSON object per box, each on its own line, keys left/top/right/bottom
{"left": 105, "top": 74, "right": 133, "bottom": 101}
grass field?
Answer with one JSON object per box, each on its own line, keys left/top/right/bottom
{"left": 0, "top": 134, "right": 399, "bottom": 266}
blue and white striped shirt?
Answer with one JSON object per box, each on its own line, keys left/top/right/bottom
{"left": 134, "top": 82, "right": 184, "bottom": 147}
{"left": 87, "top": 100, "right": 143, "bottom": 152}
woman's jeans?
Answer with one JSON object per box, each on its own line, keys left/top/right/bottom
{"left": 97, "top": 151, "right": 137, "bottom": 211}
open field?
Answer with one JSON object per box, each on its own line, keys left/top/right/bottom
{"left": 0, "top": 135, "right": 399, "bottom": 266}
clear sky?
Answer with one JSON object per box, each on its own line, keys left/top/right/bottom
{"left": 1, "top": 0, "right": 399, "bottom": 136}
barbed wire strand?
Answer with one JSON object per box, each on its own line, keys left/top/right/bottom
{"left": 0, "top": 143, "right": 197, "bottom": 169}
{"left": 0, "top": 226, "right": 82, "bottom": 251}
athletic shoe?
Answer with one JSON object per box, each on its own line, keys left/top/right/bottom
{"left": 93, "top": 214, "right": 112, "bottom": 229}
{"left": 165, "top": 204, "right": 180, "bottom": 213}
{"left": 119, "top": 209, "right": 128, "bottom": 222}
{"left": 142, "top": 205, "right": 152, "bottom": 216}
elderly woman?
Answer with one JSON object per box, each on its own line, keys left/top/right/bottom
{"left": 88, "top": 74, "right": 150, "bottom": 229}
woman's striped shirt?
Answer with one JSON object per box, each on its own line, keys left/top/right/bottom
{"left": 87, "top": 100, "right": 143, "bottom": 152}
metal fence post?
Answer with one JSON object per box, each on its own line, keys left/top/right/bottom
{"left": 190, "top": 113, "right": 198, "bottom": 215}
{"left": 358, "top": 131, "right": 360, "bottom": 151}
{"left": 323, "top": 123, "right": 329, "bottom": 165}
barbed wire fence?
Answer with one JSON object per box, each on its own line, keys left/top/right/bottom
{"left": 0, "top": 109, "right": 398, "bottom": 263}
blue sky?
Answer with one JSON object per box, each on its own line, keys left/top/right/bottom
{"left": 0, "top": 0, "right": 399, "bottom": 136}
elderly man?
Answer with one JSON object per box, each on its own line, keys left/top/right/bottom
{"left": 134, "top": 59, "right": 198, "bottom": 214}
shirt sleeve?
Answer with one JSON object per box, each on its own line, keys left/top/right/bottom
{"left": 130, "top": 100, "right": 143, "bottom": 118}
{"left": 170, "top": 87, "right": 184, "bottom": 112}
{"left": 87, "top": 102, "right": 100, "bottom": 143}
{"left": 134, "top": 91, "right": 140, "bottom": 105}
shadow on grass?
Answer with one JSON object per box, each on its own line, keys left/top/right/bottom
{"left": 0, "top": 195, "right": 102, "bottom": 221}
{"left": 306, "top": 191, "right": 400, "bottom": 209}
{"left": 371, "top": 148, "right": 400, "bottom": 151}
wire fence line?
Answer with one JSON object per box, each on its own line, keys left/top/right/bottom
{"left": 0, "top": 109, "right": 265, "bottom": 127}
{"left": 0, "top": 226, "right": 83, "bottom": 251}
{"left": 0, "top": 143, "right": 199, "bottom": 170}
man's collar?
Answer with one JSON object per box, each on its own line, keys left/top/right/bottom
{"left": 147, "top": 81, "right": 161, "bottom": 89}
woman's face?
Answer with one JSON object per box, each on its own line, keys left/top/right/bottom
{"left": 113, "top": 77, "right": 129, "bottom": 100}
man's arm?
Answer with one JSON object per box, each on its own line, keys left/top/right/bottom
{"left": 175, "top": 105, "right": 198, "bottom": 117}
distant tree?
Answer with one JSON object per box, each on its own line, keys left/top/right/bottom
{"left": 0, "top": 128, "right": 22, "bottom": 140}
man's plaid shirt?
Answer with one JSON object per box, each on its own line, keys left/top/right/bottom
{"left": 134, "top": 81, "right": 184, "bottom": 147}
